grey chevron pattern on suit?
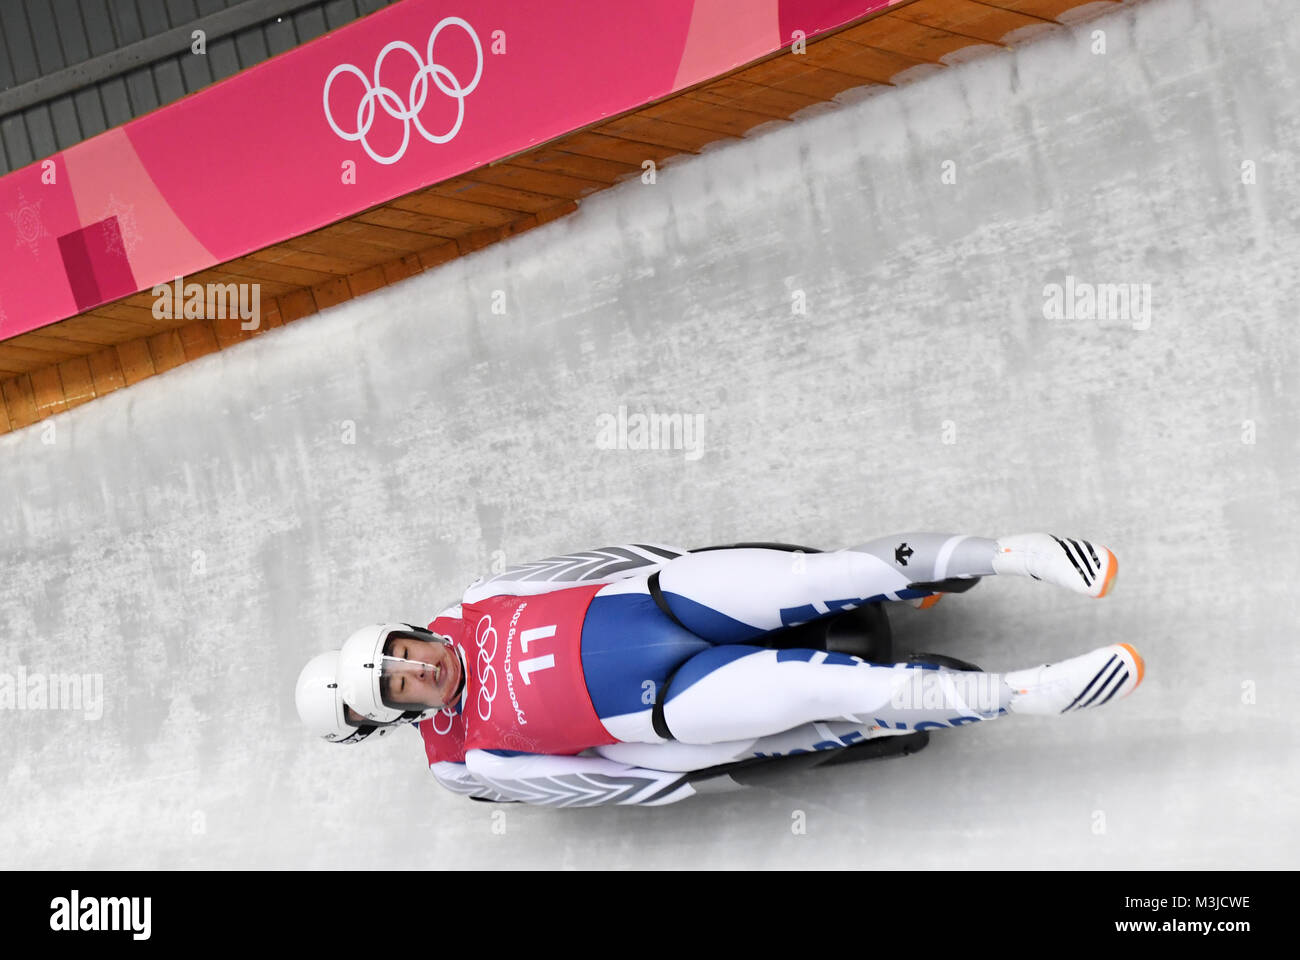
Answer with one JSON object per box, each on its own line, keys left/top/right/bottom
{"left": 477, "top": 544, "right": 683, "bottom": 587}
{"left": 473, "top": 770, "right": 694, "bottom": 807}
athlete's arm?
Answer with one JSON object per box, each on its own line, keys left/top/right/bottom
{"left": 461, "top": 748, "right": 742, "bottom": 807}
{"left": 461, "top": 543, "right": 687, "bottom": 604}
{"left": 429, "top": 760, "right": 519, "bottom": 803}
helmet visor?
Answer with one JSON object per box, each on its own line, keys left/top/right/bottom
{"left": 342, "top": 703, "right": 380, "bottom": 729}
{"left": 379, "top": 653, "right": 450, "bottom": 711}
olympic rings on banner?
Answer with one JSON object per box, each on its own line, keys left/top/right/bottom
{"left": 323, "top": 17, "right": 483, "bottom": 165}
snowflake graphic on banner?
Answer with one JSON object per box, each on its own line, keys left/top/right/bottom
{"left": 100, "top": 194, "right": 141, "bottom": 256}
{"left": 8, "top": 189, "right": 48, "bottom": 255}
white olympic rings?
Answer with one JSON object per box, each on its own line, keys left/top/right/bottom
{"left": 474, "top": 614, "right": 498, "bottom": 721}
{"left": 323, "top": 16, "right": 483, "bottom": 165}
{"left": 430, "top": 704, "right": 457, "bottom": 736}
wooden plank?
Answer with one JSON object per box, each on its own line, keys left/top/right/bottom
{"left": 246, "top": 246, "right": 366, "bottom": 276}
{"left": 212, "top": 314, "right": 258, "bottom": 349}
{"left": 86, "top": 302, "right": 171, "bottom": 326}
{"left": 836, "top": 17, "right": 961, "bottom": 67}
{"left": 466, "top": 164, "right": 607, "bottom": 201}
{"left": 115, "top": 339, "right": 157, "bottom": 385}
{"left": 2, "top": 376, "right": 39, "bottom": 430}
{"left": 29, "top": 366, "right": 68, "bottom": 418}
{"left": 186, "top": 268, "right": 302, "bottom": 298}
{"left": 178, "top": 321, "right": 221, "bottom": 362}
{"left": 800, "top": 35, "right": 927, "bottom": 84}
{"left": 390, "top": 192, "right": 518, "bottom": 228}
{"left": 278, "top": 289, "right": 318, "bottom": 323}
{"left": 456, "top": 223, "right": 517, "bottom": 256}
{"left": 117, "top": 289, "right": 167, "bottom": 310}
{"left": 281, "top": 233, "right": 402, "bottom": 268}
{"left": 347, "top": 266, "right": 388, "bottom": 298}
{"left": 57, "top": 358, "right": 97, "bottom": 409}
{"left": 87, "top": 347, "right": 128, "bottom": 396}
{"left": 0, "top": 391, "right": 10, "bottom": 434}
{"left": 311, "top": 277, "right": 351, "bottom": 311}
{"left": 685, "top": 78, "right": 824, "bottom": 119}
{"left": 383, "top": 254, "right": 426, "bottom": 285}
{"left": 889, "top": 0, "right": 1043, "bottom": 44}
{"left": 324, "top": 220, "right": 447, "bottom": 255}
{"left": 592, "top": 115, "right": 720, "bottom": 153}
{"left": 680, "top": 92, "right": 794, "bottom": 129}
{"left": 417, "top": 242, "right": 460, "bottom": 271}
{"left": 147, "top": 329, "right": 187, "bottom": 375}
{"left": 736, "top": 57, "right": 880, "bottom": 100}
{"left": 550, "top": 131, "right": 683, "bottom": 167}
{"left": 426, "top": 178, "right": 567, "bottom": 215}
{"left": 262, "top": 299, "right": 285, "bottom": 329}
{"left": 0, "top": 342, "right": 80, "bottom": 368}
{"left": 354, "top": 205, "right": 471, "bottom": 237}
{"left": 977, "top": 0, "right": 1113, "bottom": 20}
{"left": 213, "top": 255, "right": 340, "bottom": 288}
{"left": 454, "top": 208, "right": 569, "bottom": 255}
{"left": 287, "top": 225, "right": 423, "bottom": 263}
{"left": 638, "top": 98, "right": 784, "bottom": 138}
{"left": 27, "top": 314, "right": 152, "bottom": 345}
{"left": 0, "top": 356, "right": 38, "bottom": 377}
{"left": 504, "top": 149, "right": 638, "bottom": 183}
{"left": 5, "top": 331, "right": 109, "bottom": 356}
{"left": 453, "top": 205, "right": 572, "bottom": 254}
{"left": 534, "top": 200, "right": 579, "bottom": 227}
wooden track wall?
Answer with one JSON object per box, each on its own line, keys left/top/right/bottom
{"left": 0, "top": 0, "right": 1119, "bottom": 434}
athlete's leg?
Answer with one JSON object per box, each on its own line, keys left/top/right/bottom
{"left": 581, "top": 578, "right": 711, "bottom": 743}
{"left": 659, "top": 642, "right": 1143, "bottom": 744}
{"left": 655, "top": 532, "right": 1116, "bottom": 644}
{"left": 580, "top": 573, "right": 971, "bottom": 748}
{"left": 593, "top": 716, "right": 908, "bottom": 772}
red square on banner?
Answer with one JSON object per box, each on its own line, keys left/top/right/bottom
{"left": 57, "top": 217, "right": 138, "bottom": 312}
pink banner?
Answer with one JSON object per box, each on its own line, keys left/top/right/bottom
{"left": 0, "top": 0, "right": 900, "bottom": 338}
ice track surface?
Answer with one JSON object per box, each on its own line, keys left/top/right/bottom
{"left": 2, "top": 0, "right": 1297, "bottom": 868}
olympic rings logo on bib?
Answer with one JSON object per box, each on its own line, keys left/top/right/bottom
{"left": 322, "top": 16, "right": 483, "bottom": 165}
{"left": 430, "top": 705, "right": 457, "bottom": 736}
{"left": 474, "top": 614, "right": 498, "bottom": 720}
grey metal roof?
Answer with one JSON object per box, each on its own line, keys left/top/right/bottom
{"left": 0, "top": 0, "right": 400, "bottom": 176}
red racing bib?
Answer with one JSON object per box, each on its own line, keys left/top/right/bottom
{"left": 417, "top": 706, "right": 467, "bottom": 764}
{"left": 459, "top": 584, "right": 614, "bottom": 756}
{"left": 416, "top": 613, "right": 470, "bottom": 764}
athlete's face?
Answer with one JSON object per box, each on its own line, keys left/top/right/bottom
{"left": 383, "top": 635, "right": 461, "bottom": 709}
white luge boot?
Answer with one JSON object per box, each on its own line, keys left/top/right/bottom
{"left": 1003, "top": 644, "right": 1145, "bottom": 716}
{"left": 992, "top": 533, "right": 1118, "bottom": 598}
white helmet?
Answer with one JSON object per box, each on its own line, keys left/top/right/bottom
{"left": 294, "top": 650, "right": 400, "bottom": 744}
{"left": 337, "top": 623, "right": 452, "bottom": 725}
